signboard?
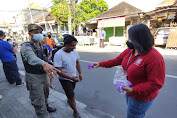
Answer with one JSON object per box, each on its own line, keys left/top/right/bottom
{"left": 97, "top": 17, "right": 125, "bottom": 28}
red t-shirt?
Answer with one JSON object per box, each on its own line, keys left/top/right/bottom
{"left": 99, "top": 47, "right": 165, "bottom": 102}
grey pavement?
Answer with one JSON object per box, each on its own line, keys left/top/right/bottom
{"left": 0, "top": 40, "right": 114, "bottom": 118}
{"left": 0, "top": 80, "right": 113, "bottom": 118}
{"left": 76, "top": 42, "right": 177, "bottom": 55}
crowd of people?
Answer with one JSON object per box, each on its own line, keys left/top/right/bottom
{"left": 0, "top": 23, "right": 165, "bottom": 118}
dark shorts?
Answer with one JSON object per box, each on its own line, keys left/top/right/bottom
{"left": 59, "top": 79, "right": 76, "bottom": 99}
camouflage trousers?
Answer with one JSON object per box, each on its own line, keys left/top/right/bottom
{"left": 25, "top": 73, "right": 50, "bottom": 118}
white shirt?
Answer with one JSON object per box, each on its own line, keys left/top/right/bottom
{"left": 53, "top": 48, "right": 80, "bottom": 82}
{"left": 99, "top": 30, "right": 106, "bottom": 39}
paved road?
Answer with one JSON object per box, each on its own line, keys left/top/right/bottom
{"left": 15, "top": 50, "right": 177, "bottom": 118}
{"left": 53, "top": 51, "right": 177, "bottom": 118}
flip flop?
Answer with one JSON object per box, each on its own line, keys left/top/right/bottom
{"left": 50, "top": 85, "right": 56, "bottom": 89}
{"left": 73, "top": 113, "right": 81, "bottom": 118}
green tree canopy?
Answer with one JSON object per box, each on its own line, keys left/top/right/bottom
{"left": 51, "top": 0, "right": 108, "bottom": 34}
{"left": 78, "top": 0, "right": 108, "bottom": 22}
{"left": 51, "top": 0, "right": 69, "bottom": 26}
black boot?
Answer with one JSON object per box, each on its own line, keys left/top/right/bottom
{"left": 46, "top": 104, "right": 56, "bottom": 112}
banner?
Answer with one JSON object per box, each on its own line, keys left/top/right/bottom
{"left": 97, "top": 17, "right": 125, "bottom": 28}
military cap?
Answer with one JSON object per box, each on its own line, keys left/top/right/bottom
{"left": 47, "top": 32, "right": 51, "bottom": 35}
{"left": 27, "top": 23, "right": 43, "bottom": 32}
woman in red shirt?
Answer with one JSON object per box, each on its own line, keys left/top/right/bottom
{"left": 92, "top": 24, "right": 165, "bottom": 118}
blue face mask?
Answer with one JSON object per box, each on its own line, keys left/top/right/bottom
{"left": 32, "top": 34, "right": 43, "bottom": 42}
{"left": 8, "top": 41, "right": 13, "bottom": 45}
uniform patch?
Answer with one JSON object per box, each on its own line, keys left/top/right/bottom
{"left": 31, "top": 25, "right": 37, "bottom": 30}
{"left": 26, "top": 46, "right": 32, "bottom": 50}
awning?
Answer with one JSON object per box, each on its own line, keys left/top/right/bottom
{"left": 86, "top": 23, "right": 97, "bottom": 29}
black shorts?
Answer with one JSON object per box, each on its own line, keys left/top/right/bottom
{"left": 59, "top": 79, "right": 76, "bottom": 99}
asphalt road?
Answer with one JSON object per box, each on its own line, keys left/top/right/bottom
{"left": 16, "top": 51, "right": 177, "bottom": 118}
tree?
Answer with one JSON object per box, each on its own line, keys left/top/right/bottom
{"left": 51, "top": 0, "right": 82, "bottom": 34}
{"left": 51, "top": 0, "right": 108, "bottom": 35}
{"left": 51, "top": 0, "right": 69, "bottom": 34}
{"left": 78, "top": 0, "right": 108, "bottom": 22}
{"left": 70, "top": 0, "right": 83, "bottom": 35}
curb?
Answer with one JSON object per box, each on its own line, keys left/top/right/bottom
{"left": 49, "top": 88, "right": 87, "bottom": 110}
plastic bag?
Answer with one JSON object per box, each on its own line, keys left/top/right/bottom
{"left": 113, "top": 66, "right": 132, "bottom": 93}
{"left": 88, "top": 63, "right": 93, "bottom": 69}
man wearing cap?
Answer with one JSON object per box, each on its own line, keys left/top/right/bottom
{"left": 46, "top": 32, "right": 55, "bottom": 49}
{"left": 0, "top": 30, "right": 24, "bottom": 86}
{"left": 20, "top": 24, "right": 61, "bottom": 118}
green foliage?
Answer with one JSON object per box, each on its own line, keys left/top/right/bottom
{"left": 51, "top": 0, "right": 108, "bottom": 32}
{"left": 78, "top": 0, "right": 108, "bottom": 22}
{"left": 51, "top": 0, "right": 82, "bottom": 31}
{"left": 70, "top": 1, "right": 83, "bottom": 31}
{"left": 51, "top": 0, "right": 69, "bottom": 26}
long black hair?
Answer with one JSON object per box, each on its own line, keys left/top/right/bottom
{"left": 128, "top": 24, "right": 154, "bottom": 54}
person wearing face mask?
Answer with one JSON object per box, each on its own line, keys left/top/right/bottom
{"left": 7, "top": 38, "right": 24, "bottom": 77}
{"left": 46, "top": 32, "right": 55, "bottom": 49}
{"left": 20, "top": 24, "right": 61, "bottom": 118}
{"left": 91, "top": 24, "right": 165, "bottom": 118}
{"left": 7, "top": 38, "right": 17, "bottom": 59}
{"left": 0, "top": 30, "right": 24, "bottom": 86}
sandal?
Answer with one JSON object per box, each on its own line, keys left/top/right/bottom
{"left": 50, "top": 85, "right": 56, "bottom": 89}
{"left": 73, "top": 113, "right": 81, "bottom": 118}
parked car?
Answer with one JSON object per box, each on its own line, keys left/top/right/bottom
{"left": 154, "top": 27, "right": 177, "bottom": 46}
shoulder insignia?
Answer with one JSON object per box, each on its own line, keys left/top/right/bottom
{"left": 26, "top": 46, "right": 32, "bottom": 50}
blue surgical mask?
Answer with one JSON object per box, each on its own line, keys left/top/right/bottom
{"left": 8, "top": 41, "right": 13, "bottom": 45}
{"left": 32, "top": 34, "right": 43, "bottom": 42}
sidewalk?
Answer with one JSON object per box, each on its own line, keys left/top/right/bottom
{"left": 0, "top": 82, "right": 114, "bottom": 118}
{"left": 76, "top": 42, "right": 177, "bottom": 55}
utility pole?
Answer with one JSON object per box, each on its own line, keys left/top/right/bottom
{"left": 42, "top": 8, "right": 47, "bottom": 31}
{"left": 68, "top": 0, "right": 72, "bottom": 35}
{"left": 28, "top": 0, "right": 34, "bottom": 23}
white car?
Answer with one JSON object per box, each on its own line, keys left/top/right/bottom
{"left": 154, "top": 27, "right": 177, "bottom": 46}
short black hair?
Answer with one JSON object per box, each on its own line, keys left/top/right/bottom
{"left": 63, "top": 34, "right": 78, "bottom": 45}
{"left": 0, "top": 30, "right": 5, "bottom": 37}
{"left": 128, "top": 24, "right": 154, "bottom": 54}
{"left": 7, "top": 38, "right": 12, "bottom": 42}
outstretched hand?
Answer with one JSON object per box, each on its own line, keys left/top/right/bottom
{"left": 92, "top": 62, "right": 99, "bottom": 68}
{"left": 42, "top": 62, "right": 61, "bottom": 79}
